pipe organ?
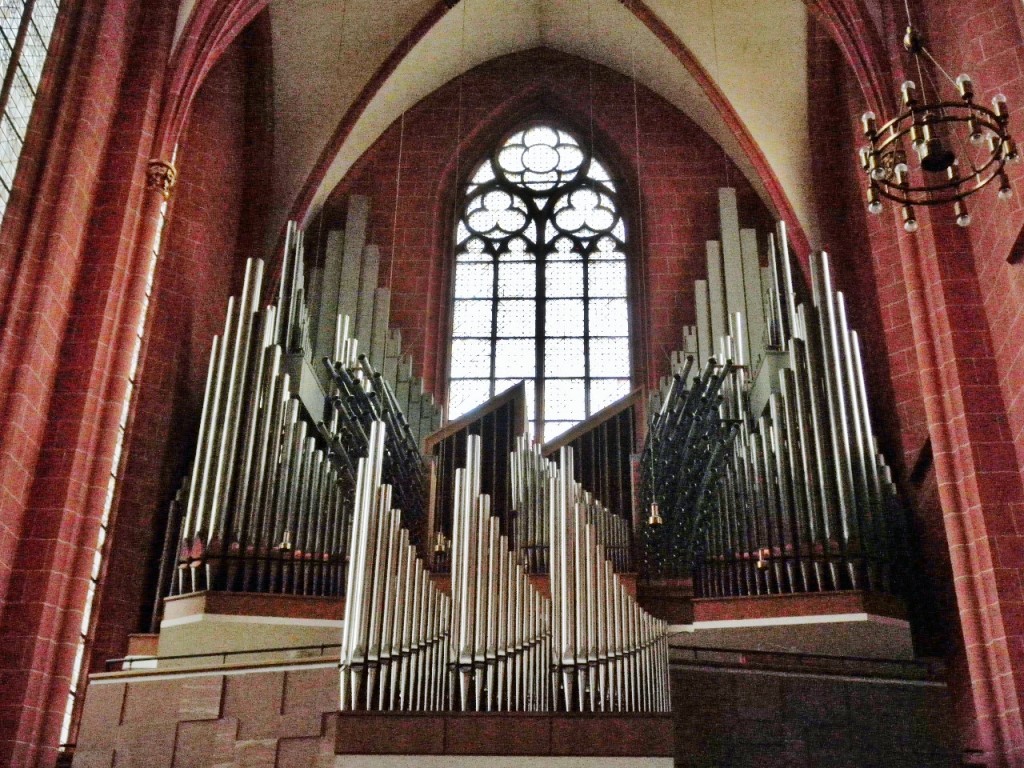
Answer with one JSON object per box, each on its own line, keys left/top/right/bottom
{"left": 341, "top": 426, "right": 670, "bottom": 713}
{"left": 159, "top": 202, "right": 441, "bottom": 604}
{"left": 640, "top": 189, "right": 903, "bottom": 598}
{"left": 425, "top": 382, "right": 528, "bottom": 570}
{"left": 512, "top": 437, "right": 632, "bottom": 575}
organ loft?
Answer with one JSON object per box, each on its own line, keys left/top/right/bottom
{"left": 4, "top": 0, "right": 1024, "bottom": 766}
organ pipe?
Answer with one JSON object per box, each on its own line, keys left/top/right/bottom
{"left": 159, "top": 215, "right": 437, "bottom": 602}
{"left": 340, "top": 428, "right": 670, "bottom": 713}
{"left": 640, "top": 196, "right": 903, "bottom": 597}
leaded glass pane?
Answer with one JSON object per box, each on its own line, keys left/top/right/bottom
{"left": 450, "top": 339, "right": 492, "bottom": 376}
{"left": 465, "top": 189, "right": 529, "bottom": 239}
{"left": 448, "top": 379, "right": 492, "bottom": 420}
{"left": 545, "top": 261, "right": 583, "bottom": 298}
{"left": 587, "top": 261, "right": 627, "bottom": 298}
{"left": 545, "top": 379, "right": 586, "bottom": 421}
{"left": 590, "top": 379, "right": 632, "bottom": 412}
{"left": 452, "top": 300, "right": 492, "bottom": 338}
{"left": 589, "top": 338, "right": 630, "bottom": 377}
{"left": 456, "top": 235, "right": 487, "bottom": 260}
{"left": 552, "top": 187, "right": 618, "bottom": 237}
{"left": 588, "top": 299, "right": 628, "bottom": 336}
{"left": 498, "top": 262, "right": 536, "bottom": 297}
{"left": 498, "top": 237, "right": 533, "bottom": 261}
{"left": 544, "top": 338, "right": 585, "bottom": 377}
{"left": 454, "top": 263, "right": 493, "bottom": 298}
{"left": 549, "top": 236, "right": 581, "bottom": 261}
{"left": 20, "top": 20, "right": 46, "bottom": 84}
{"left": 545, "top": 299, "right": 584, "bottom": 336}
{"left": 494, "top": 339, "right": 535, "bottom": 378}
{"left": 496, "top": 299, "right": 535, "bottom": 337}
{"left": 593, "top": 235, "right": 625, "bottom": 260}
{"left": 543, "top": 421, "right": 576, "bottom": 443}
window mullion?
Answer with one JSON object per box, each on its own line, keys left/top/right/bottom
{"left": 0, "top": 0, "right": 37, "bottom": 121}
{"left": 489, "top": 249, "right": 498, "bottom": 397}
{"left": 535, "top": 230, "right": 545, "bottom": 444}
{"left": 582, "top": 240, "right": 592, "bottom": 417}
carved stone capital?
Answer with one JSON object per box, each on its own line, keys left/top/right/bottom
{"left": 146, "top": 158, "right": 177, "bottom": 200}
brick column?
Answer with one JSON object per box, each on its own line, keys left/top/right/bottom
{"left": 901, "top": 211, "right": 1024, "bottom": 764}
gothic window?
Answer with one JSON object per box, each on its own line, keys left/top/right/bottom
{"left": 448, "top": 124, "right": 631, "bottom": 442}
{"left": 0, "top": 0, "right": 62, "bottom": 221}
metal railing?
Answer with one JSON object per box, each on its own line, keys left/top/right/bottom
{"left": 669, "top": 643, "right": 944, "bottom": 681}
{"left": 104, "top": 642, "right": 341, "bottom": 672}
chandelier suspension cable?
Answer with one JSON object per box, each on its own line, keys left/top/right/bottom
{"left": 586, "top": 0, "right": 595, "bottom": 157}
{"left": 710, "top": 0, "right": 729, "bottom": 188}
{"left": 627, "top": 0, "right": 651, "bottom": 393}
{"left": 387, "top": 112, "right": 406, "bottom": 290}
{"left": 387, "top": 5, "right": 409, "bottom": 291}
{"left": 627, "top": 0, "right": 660, "bottom": 529}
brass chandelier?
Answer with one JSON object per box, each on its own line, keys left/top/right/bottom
{"left": 860, "top": 25, "right": 1017, "bottom": 233}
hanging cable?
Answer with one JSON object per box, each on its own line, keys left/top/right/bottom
{"left": 387, "top": 112, "right": 406, "bottom": 290}
{"left": 627, "top": 0, "right": 653, "bottom": 392}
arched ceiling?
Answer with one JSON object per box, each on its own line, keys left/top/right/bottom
{"left": 231, "top": 0, "right": 816, "bottom": 244}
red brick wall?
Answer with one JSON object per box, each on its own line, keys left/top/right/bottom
{"left": 917, "top": 0, "right": 1024, "bottom": 494}
{"left": 806, "top": 1, "right": 1024, "bottom": 757}
{"left": 321, "top": 49, "right": 774, "bottom": 400}
{"left": 0, "top": 0, "right": 167, "bottom": 764}
{"left": 90, "top": 19, "right": 273, "bottom": 677}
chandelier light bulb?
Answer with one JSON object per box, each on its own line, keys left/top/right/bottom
{"left": 861, "top": 111, "right": 877, "bottom": 136}
{"left": 956, "top": 74, "right": 974, "bottom": 101}
{"left": 1005, "top": 137, "right": 1020, "bottom": 162}
{"left": 999, "top": 172, "right": 1013, "bottom": 200}
{"left": 966, "top": 116, "right": 984, "bottom": 145}
{"left": 901, "top": 80, "right": 918, "bottom": 106}
{"left": 867, "top": 185, "right": 883, "bottom": 214}
{"left": 993, "top": 93, "right": 1009, "bottom": 120}
{"left": 955, "top": 201, "right": 971, "bottom": 227}
{"left": 902, "top": 205, "right": 919, "bottom": 233}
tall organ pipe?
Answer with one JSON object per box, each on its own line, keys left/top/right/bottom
{"left": 340, "top": 427, "right": 669, "bottom": 713}
{"left": 640, "top": 217, "right": 902, "bottom": 597}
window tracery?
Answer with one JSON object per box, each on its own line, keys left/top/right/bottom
{"left": 449, "top": 124, "right": 631, "bottom": 442}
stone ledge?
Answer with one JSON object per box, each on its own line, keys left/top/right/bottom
{"left": 334, "top": 711, "right": 674, "bottom": 757}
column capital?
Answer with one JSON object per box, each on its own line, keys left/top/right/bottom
{"left": 145, "top": 158, "right": 177, "bottom": 200}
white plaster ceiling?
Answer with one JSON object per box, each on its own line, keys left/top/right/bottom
{"left": 238, "top": 0, "right": 816, "bottom": 243}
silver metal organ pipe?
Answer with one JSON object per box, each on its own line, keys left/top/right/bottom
{"left": 641, "top": 206, "right": 903, "bottom": 601}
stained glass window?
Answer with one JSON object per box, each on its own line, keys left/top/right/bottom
{"left": 0, "top": 0, "right": 62, "bottom": 223}
{"left": 448, "top": 124, "right": 632, "bottom": 442}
